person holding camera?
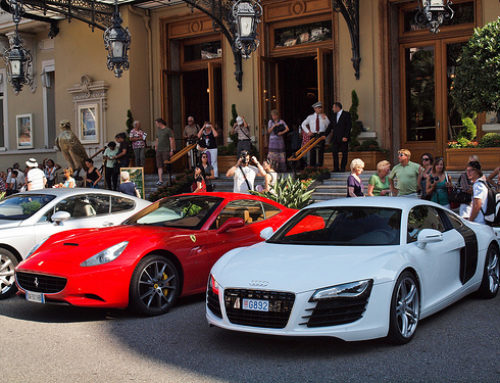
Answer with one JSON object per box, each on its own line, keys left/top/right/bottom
{"left": 197, "top": 121, "right": 219, "bottom": 177}
{"left": 267, "top": 109, "right": 289, "bottom": 172}
{"left": 226, "top": 150, "right": 265, "bottom": 194}
{"left": 233, "top": 116, "right": 251, "bottom": 157}
{"left": 425, "top": 157, "right": 452, "bottom": 208}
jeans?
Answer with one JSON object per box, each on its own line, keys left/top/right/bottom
{"left": 134, "top": 147, "right": 145, "bottom": 167}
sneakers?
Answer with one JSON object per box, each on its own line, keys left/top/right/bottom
{"left": 156, "top": 180, "right": 163, "bottom": 186}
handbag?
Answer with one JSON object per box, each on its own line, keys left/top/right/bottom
{"left": 448, "top": 187, "right": 472, "bottom": 204}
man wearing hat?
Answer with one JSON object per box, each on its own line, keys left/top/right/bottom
{"left": 301, "top": 101, "right": 330, "bottom": 167}
{"left": 26, "top": 158, "right": 47, "bottom": 191}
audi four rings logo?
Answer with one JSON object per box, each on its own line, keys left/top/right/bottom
{"left": 249, "top": 280, "right": 269, "bottom": 287}
{"left": 34, "top": 277, "right": 39, "bottom": 288}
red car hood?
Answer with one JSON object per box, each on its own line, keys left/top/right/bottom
{"left": 18, "top": 225, "right": 191, "bottom": 270}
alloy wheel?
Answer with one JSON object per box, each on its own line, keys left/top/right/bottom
{"left": 137, "top": 259, "right": 177, "bottom": 311}
{"left": 395, "top": 276, "right": 420, "bottom": 339}
{"left": 486, "top": 249, "right": 499, "bottom": 294}
{"left": 0, "top": 253, "right": 15, "bottom": 296}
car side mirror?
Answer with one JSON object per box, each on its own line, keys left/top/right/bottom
{"left": 416, "top": 229, "right": 443, "bottom": 249}
{"left": 260, "top": 227, "right": 274, "bottom": 240}
{"left": 217, "top": 217, "right": 245, "bottom": 234}
{"left": 52, "top": 211, "right": 71, "bottom": 225}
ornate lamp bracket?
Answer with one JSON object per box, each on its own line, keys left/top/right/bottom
{"left": 333, "top": 0, "right": 360, "bottom": 80}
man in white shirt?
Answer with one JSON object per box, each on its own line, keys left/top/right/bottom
{"left": 466, "top": 160, "right": 488, "bottom": 224}
{"left": 301, "top": 101, "right": 330, "bottom": 167}
{"left": 226, "top": 151, "right": 265, "bottom": 194}
{"left": 26, "top": 158, "right": 47, "bottom": 191}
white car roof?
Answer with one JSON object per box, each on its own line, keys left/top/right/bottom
{"left": 308, "top": 197, "right": 442, "bottom": 212}
{"left": 10, "top": 188, "right": 144, "bottom": 201}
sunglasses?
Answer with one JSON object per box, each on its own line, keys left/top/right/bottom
{"left": 398, "top": 153, "right": 406, "bottom": 157}
{"left": 422, "top": 157, "right": 430, "bottom": 161}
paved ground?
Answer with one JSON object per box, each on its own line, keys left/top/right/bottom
{"left": 1, "top": 293, "right": 499, "bottom": 383}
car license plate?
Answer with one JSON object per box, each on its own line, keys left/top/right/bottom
{"left": 242, "top": 298, "right": 269, "bottom": 312}
{"left": 26, "top": 291, "right": 45, "bottom": 304}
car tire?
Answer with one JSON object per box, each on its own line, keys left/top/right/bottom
{"left": 0, "top": 248, "right": 18, "bottom": 300}
{"left": 477, "top": 243, "right": 499, "bottom": 299}
{"left": 387, "top": 271, "right": 420, "bottom": 345}
{"left": 129, "top": 255, "right": 180, "bottom": 316}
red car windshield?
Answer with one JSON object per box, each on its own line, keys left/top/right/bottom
{"left": 124, "top": 195, "right": 223, "bottom": 230}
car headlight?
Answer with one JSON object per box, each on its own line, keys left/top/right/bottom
{"left": 80, "top": 241, "right": 128, "bottom": 267}
{"left": 311, "top": 279, "right": 373, "bottom": 301}
{"left": 26, "top": 237, "right": 50, "bottom": 259}
{"left": 208, "top": 274, "right": 221, "bottom": 296}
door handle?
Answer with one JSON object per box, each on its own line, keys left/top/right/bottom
{"left": 437, "top": 121, "right": 440, "bottom": 129}
{"left": 103, "top": 222, "right": 114, "bottom": 227}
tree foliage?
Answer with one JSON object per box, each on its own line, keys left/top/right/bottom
{"left": 451, "top": 18, "right": 500, "bottom": 115}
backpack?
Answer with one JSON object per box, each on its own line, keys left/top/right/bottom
{"left": 478, "top": 180, "right": 500, "bottom": 226}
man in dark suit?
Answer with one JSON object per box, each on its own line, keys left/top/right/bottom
{"left": 329, "top": 102, "right": 351, "bottom": 172}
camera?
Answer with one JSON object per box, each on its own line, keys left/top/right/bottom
{"left": 273, "top": 124, "right": 286, "bottom": 135}
{"left": 240, "top": 150, "right": 250, "bottom": 165}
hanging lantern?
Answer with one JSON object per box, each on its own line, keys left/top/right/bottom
{"left": 3, "top": 0, "right": 33, "bottom": 94}
{"left": 415, "top": 0, "right": 454, "bottom": 34}
{"left": 232, "top": 0, "right": 262, "bottom": 59}
{"left": 103, "top": 1, "right": 131, "bottom": 78}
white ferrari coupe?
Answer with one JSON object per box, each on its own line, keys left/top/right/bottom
{"left": 206, "top": 197, "right": 500, "bottom": 344}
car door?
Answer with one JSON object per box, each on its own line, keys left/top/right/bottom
{"left": 205, "top": 199, "right": 269, "bottom": 268}
{"left": 35, "top": 194, "right": 109, "bottom": 243}
{"left": 404, "top": 205, "right": 464, "bottom": 311}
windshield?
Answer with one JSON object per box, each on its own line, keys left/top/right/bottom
{"left": 268, "top": 206, "right": 401, "bottom": 246}
{"left": 0, "top": 194, "right": 56, "bottom": 220}
{"left": 124, "top": 195, "right": 223, "bottom": 230}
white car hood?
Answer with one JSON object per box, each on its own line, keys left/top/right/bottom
{"left": 0, "top": 220, "right": 22, "bottom": 229}
{"left": 213, "top": 242, "right": 399, "bottom": 293}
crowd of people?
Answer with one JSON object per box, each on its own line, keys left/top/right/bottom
{"left": 344, "top": 148, "right": 500, "bottom": 225}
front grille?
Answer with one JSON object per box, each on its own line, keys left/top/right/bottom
{"left": 305, "top": 285, "right": 372, "bottom": 328}
{"left": 16, "top": 272, "right": 67, "bottom": 294}
{"left": 224, "top": 289, "right": 295, "bottom": 329}
{"left": 207, "top": 289, "right": 222, "bottom": 318}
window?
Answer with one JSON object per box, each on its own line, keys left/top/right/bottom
{"left": 87, "top": 194, "right": 111, "bottom": 215}
{"left": 445, "top": 211, "right": 464, "bottom": 231}
{"left": 407, "top": 205, "right": 445, "bottom": 243}
{"left": 111, "top": 196, "right": 135, "bottom": 213}
{"left": 211, "top": 199, "right": 265, "bottom": 230}
{"left": 403, "top": 1, "right": 474, "bottom": 32}
{"left": 184, "top": 41, "right": 221, "bottom": 62}
{"left": 269, "top": 207, "right": 402, "bottom": 246}
{"left": 262, "top": 202, "right": 281, "bottom": 220}
{"left": 53, "top": 195, "right": 97, "bottom": 219}
{"left": 274, "top": 20, "right": 332, "bottom": 48}
{"left": 129, "top": 196, "right": 222, "bottom": 230}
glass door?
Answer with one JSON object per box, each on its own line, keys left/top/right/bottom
{"left": 400, "top": 37, "right": 470, "bottom": 159}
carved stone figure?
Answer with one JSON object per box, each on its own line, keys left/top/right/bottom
{"left": 55, "top": 120, "right": 89, "bottom": 173}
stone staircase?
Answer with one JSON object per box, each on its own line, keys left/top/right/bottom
{"left": 144, "top": 170, "right": 469, "bottom": 202}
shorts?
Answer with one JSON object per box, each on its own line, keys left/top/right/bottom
{"left": 156, "top": 150, "right": 171, "bottom": 168}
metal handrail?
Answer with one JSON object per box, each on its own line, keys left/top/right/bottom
{"left": 288, "top": 136, "right": 325, "bottom": 162}
{"left": 164, "top": 142, "right": 198, "bottom": 165}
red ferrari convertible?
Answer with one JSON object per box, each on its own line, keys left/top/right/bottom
{"left": 15, "top": 193, "right": 296, "bottom": 315}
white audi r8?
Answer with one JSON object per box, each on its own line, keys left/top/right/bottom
{"left": 206, "top": 197, "right": 500, "bottom": 344}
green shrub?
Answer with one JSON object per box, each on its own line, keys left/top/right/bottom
{"left": 149, "top": 171, "right": 194, "bottom": 202}
{"left": 251, "top": 176, "right": 315, "bottom": 209}
{"left": 479, "top": 133, "right": 500, "bottom": 148}
{"left": 297, "top": 167, "right": 330, "bottom": 181}
{"left": 458, "top": 116, "right": 477, "bottom": 140}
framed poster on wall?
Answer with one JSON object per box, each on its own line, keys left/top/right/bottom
{"left": 16, "top": 114, "right": 33, "bottom": 149}
{"left": 78, "top": 104, "right": 99, "bottom": 143}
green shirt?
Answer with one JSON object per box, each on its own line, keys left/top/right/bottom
{"left": 389, "top": 161, "right": 421, "bottom": 195}
{"left": 104, "top": 147, "right": 119, "bottom": 168}
{"left": 369, "top": 174, "right": 390, "bottom": 196}
{"left": 157, "top": 127, "right": 174, "bottom": 152}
